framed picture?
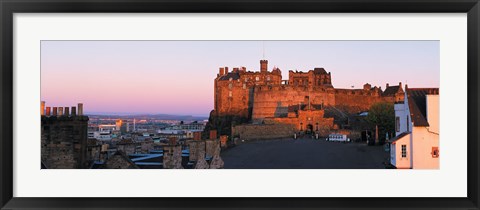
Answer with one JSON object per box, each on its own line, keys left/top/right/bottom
{"left": 1, "top": 0, "right": 479, "bottom": 209}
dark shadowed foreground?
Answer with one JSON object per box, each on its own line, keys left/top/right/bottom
{"left": 221, "top": 138, "right": 388, "bottom": 169}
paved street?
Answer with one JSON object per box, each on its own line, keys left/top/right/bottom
{"left": 221, "top": 138, "right": 389, "bottom": 169}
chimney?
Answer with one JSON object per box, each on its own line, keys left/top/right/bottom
{"left": 64, "top": 107, "right": 70, "bottom": 116}
{"left": 224, "top": 67, "right": 229, "bottom": 74}
{"left": 260, "top": 60, "right": 268, "bottom": 72}
{"left": 78, "top": 103, "right": 83, "bottom": 116}
{"left": 219, "top": 67, "right": 225, "bottom": 76}
{"left": 399, "top": 82, "right": 402, "bottom": 87}
{"left": 386, "top": 83, "right": 389, "bottom": 88}
{"left": 52, "top": 107, "right": 57, "bottom": 116}
{"left": 40, "top": 101, "right": 45, "bottom": 116}
{"left": 46, "top": 107, "right": 51, "bottom": 116}
{"left": 71, "top": 106, "right": 76, "bottom": 116}
{"left": 209, "top": 130, "right": 217, "bottom": 140}
{"left": 58, "top": 107, "right": 63, "bottom": 116}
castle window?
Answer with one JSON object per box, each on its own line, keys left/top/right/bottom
{"left": 256, "top": 76, "right": 259, "bottom": 81}
{"left": 245, "top": 78, "right": 248, "bottom": 82}
{"left": 267, "top": 76, "right": 271, "bottom": 81}
{"left": 243, "top": 84, "right": 246, "bottom": 89}
{"left": 229, "top": 83, "right": 233, "bottom": 89}
{"left": 228, "top": 91, "right": 232, "bottom": 97}
{"left": 229, "top": 77, "right": 233, "bottom": 81}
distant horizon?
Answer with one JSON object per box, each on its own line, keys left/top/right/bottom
{"left": 41, "top": 40, "right": 439, "bottom": 116}
{"left": 84, "top": 111, "right": 209, "bottom": 118}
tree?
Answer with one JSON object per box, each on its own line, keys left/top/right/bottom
{"left": 365, "top": 102, "right": 395, "bottom": 144}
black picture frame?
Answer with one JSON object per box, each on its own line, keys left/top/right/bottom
{"left": 1, "top": 0, "right": 479, "bottom": 209}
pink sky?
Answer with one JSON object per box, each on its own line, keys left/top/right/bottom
{"left": 41, "top": 41, "right": 439, "bottom": 116}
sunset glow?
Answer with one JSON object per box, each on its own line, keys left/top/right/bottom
{"left": 41, "top": 41, "right": 439, "bottom": 116}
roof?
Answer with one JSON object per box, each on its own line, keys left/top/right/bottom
{"left": 219, "top": 72, "right": 240, "bottom": 81}
{"left": 130, "top": 154, "right": 163, "bottom": 162}
{"left": 390, "top": 132, "right": 410, "bottom": 143}
{"left": 407, "top": 88, "right": 439, "bottom": 127}
{"left": 135, "top": 162, "right": 162, "bottom": 166}
{"left": 313, "top": 68, "right": 327, "bottom": 74}
{"left": 104, "top": 151, "right": 140, "bottom": 169}
{"left": 383, "top": 85, "right": 402, "bottom": 96}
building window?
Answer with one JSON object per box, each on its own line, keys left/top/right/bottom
{"left": 267, "top": 76, "right": 271, "bottom": 81}
{"left": 255, "top": 76, "right": 259, "bottom": 81}
{"left": 228, "top": 83, "right": 233, "bottom": 89}
{"left": 229, "top": 77, "right": 232, "bottom": 81}
{"left": 243, "top": 84, "right": 246, "bottom": 89}
{"left": 395, "top": 117, "right": 400, "bottom": 132}
{"left": 406, "top": 116, "right": 410, "bottom": 131}
{"left": 401, "top": 145, "right": 407, "bottom": 158}
{"left": 431, "top": 147, "right": 439, "bottom": 158}
{"left": 228, "top": 91, "right": 232, "bottom": 97}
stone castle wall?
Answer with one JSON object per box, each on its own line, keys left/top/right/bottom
{"left": 232, "top": 124, "right": 296, "bottom": 141}
{"left": 252, "top": 85, "right": 336, "bottom": 120}
{"left": 334, "top": 89, "right": 385, "bottom": 112}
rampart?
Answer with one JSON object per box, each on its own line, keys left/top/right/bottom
{"left": 232, "top": 124, "right": 296, "bottom": 141}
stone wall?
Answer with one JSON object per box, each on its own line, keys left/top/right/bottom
{"left": 252, "top": 86, "right": 336, "bottom": 120}
{"left": 268, "top": 109, "right": 334, "bottom": 137}
{"left": 163, "top": 145, "right": 183, "bottom": 169}
{"left": 116, "top": 143, "right": 138, "bottom": 155}
{"left": 334, "top": 89, "right": 385, "bottom": 112}
{"left": 41, "top": 116, "right": 89, "bottom": 169}
{"left": 232, "top": 124, "right": 296, "bottom": 141}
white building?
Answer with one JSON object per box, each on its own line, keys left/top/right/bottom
{"left": 92, "top": 131, "right": 113, "bottom": 141}
{"left": 390, "top": 86, "right": 439, "bottom": 169}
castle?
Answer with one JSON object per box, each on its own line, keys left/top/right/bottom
{"left": 209, "top": 60, "right": 404, "bottom": 137}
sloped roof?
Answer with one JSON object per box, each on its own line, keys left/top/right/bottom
{"left": 383, "top": 85, "right": 401, "bottom": 96}
{"left": 219, "top": 72, "right": 240, "bottom": 81}
{"left": 390, "top": 132, "right": 410, "bottom": 143}
{"left": 313, "top": 68, "right": 327, "bottom": 74}
{"left": 103, "top": 151, "right": 139, "bottom": 169}
{"left": 407, "top": 88, "right": 439, "bottom": 127}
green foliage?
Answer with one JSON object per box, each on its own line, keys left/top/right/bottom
{"left": 366, "top": 102, "right": 395, "bottom": 143}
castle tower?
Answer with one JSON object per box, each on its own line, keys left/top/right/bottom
{"left": 260, "top": 60, "right": 268, "bottom": 72}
